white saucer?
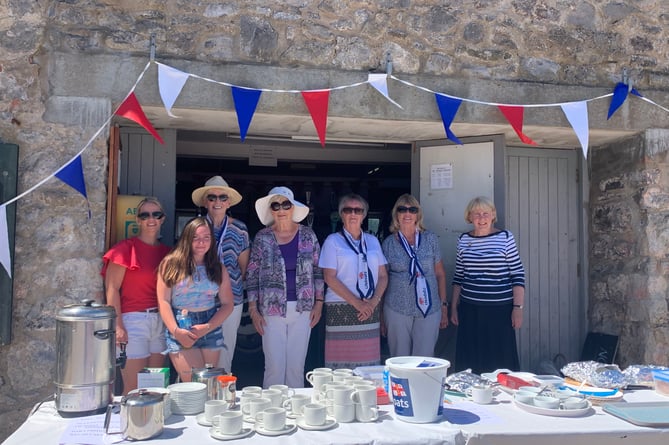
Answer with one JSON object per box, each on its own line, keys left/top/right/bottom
{"left": 243, "top": 415, "right": 256, "bottom": 423}
{"left": 286, "top": 411, "right": 301, "bottom": 419}
{"left": 254, "top": 422, "right": 297, "bottom": 436}
{"left": 209, "top": 426, "right": 253, "bottom": 441}
{"left": 196, "top": 413, "right": 213, "bottom": 427}
{"left": 296, "top": 417, "right": 337, "bottom": 431}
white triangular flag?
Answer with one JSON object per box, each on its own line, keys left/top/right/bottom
{"left": 561, "top": 101, "right": 590, "bottom": 159}
{"left": 367, "top": 73, "right": 403, "bottom": 109}
{"left": 158, "top": 64, "right": 190, "bottom": 117}
{"left": 0, "top": 205, "right": 11, "bottom": 278}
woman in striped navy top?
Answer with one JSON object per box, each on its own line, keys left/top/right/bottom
{"left": 450, "top": 196, "right": 525, "bottom": 374}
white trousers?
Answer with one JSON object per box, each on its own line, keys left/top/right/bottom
{"left": 217, "top": 303, "right": 244, "bottom": 373}
{"left": 261, "top": 301, "right": 311, "bottom": 388}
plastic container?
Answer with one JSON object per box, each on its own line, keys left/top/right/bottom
{"left": 386, "top": 356, "right": 450, "bottom": 423}
{"left": 652, "top": 370, "right": 669, "bottom": 396}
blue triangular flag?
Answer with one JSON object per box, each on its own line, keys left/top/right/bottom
{"left": 55, "top": 155, "right": 91, "bottom": 218}
{"left": 607, "top": 82, "right": 629, "bottom": 120}
{"left": 435, "top": 93, "right": 463, "bottom": 145}
{"left": 231, "top": 87, "right": 262, "bottom": 141}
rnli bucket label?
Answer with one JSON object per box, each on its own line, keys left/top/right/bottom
{"left": 390, "top": 376, "right": 414, "bottom": 416}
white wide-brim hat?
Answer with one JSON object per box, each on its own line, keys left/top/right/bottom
{"left": 255, "top": 186, "right": 309, "bottom": 226}
{"left": 191, "top": 176, "right": 242, "bottom": 207}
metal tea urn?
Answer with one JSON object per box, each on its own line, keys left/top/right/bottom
{"left": 55, "top": 299, "right": 122, "bottom": 417}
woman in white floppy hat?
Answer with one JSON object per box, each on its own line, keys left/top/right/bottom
{"left": 191, "top": 176, "right": 249, "bottom": 374}
{"left": 246, "top": 186, "right": 324, "bottom": 388}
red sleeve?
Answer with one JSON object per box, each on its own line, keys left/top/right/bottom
{"left": 101, "top": 238, "right": 141, "bottom": 277}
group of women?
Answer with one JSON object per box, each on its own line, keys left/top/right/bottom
{"left": 103, "top": 177, "right": 525, "bottom": 395}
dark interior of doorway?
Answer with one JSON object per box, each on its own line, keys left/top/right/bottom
{"left": 175, "top": 156, "right": 410, "bottom": 386}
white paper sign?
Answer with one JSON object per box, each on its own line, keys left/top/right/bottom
{"left": 431, "top": 163, "right": 453, "bottom": 190}
{"left": 59, "top": 413, "right": 119, "bottom": 445}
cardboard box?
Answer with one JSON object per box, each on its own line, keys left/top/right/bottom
{"left": 137, "top": 367, "right": 170, "bottom": 388}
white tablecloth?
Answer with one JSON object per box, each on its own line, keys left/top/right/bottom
{"left": 4, "top": 388, "right": 669, "bottom": 445}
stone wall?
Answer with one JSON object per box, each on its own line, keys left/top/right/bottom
{"left": 589, "top": 129, "right": 669, "bottom": 367}
{"left": 2, "top": 0, "right": 669, "bottom": 441}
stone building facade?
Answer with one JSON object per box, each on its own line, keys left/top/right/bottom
{"left": 2, "top": 0, "right": 669, "bottom": 440}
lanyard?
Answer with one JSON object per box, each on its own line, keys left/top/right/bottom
{"left": 341, "top": 230, "right": 375, "bottom": 299}
{"left": 398, "top": 230, "right": 432, "bottom": 317}
{"left": 207, "top": 215, "right": 228, "bottom": 260}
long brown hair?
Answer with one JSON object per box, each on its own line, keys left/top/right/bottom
{"left": 159, "top": 217, "right": 222, "bottom": 287}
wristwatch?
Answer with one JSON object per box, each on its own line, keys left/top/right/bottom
{"left": 513, "top": 304, "right": 524, "bottom": 309}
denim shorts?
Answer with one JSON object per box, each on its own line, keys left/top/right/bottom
{"left": 165, "top": 307, "right": 224, "bottom": 353}
{"left": 120, "top": 311, "right": 166, "bottom": 359}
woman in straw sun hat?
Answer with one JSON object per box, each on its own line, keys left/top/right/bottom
{"left": 246, "top": 186, "right": 324, "bottom": 388}
{"left": 191, "top": 176, "right": 249, "bottom": 374}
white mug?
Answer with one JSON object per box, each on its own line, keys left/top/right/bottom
{"left": 269, "top": 384, "right": 295, "bottom": 399}
{"left": 355, "top": 403, "right": 379, "bottom": 422}
{"left": 332, "top": 369, "right": 354, "bottom": 382}
{"left": 350, "top": 385, "right": 377, "bottom": 406}
{"left": 204, "top": 399, "right": 228, "bottom": 421}
{"left": 302, "top": 403, "right": 327, "bottom": 426}
{"left": 329, "top": 403, "right": 355, "bottom": 423}
{"left": 320, "top": 384, "right": 354, "bottom": 405}
{"left": 241, "top": 385, "right": 263, "bottom": 395}
{"left": 238, "top": 392, "right": 260, "bottom": 413}
{"left": 216, "top": 411, "right": 244, "bottom": 435}
{"left": 242, "top": 397, "right": 272, "bottom": 418}
{"left": 255, "top": 407, "right": 286, "bottom": 431}
{"left": 261, "top": 388, "right": 284, "bottom": 407}
{"left": 469, "top": 385, "right": 493, "bottom": 404}
{"left": 306, "top": 371, "right": 333, "bottom": 388}
{"left": 282, "top": 394, "right": 311, "bottom": 416}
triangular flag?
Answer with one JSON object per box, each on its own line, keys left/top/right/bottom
{"left": 0, "top": 205, "right": 11, "bottom": 278}
{"left": 158, "top": 64, "right": 190, "bottom": 118}
{"left": 607, "top": 82, "right": 630, "bottom": 120}
{"left": 231, "top": 87, "right": 262, "bottom": 141}
{"left": 55, "top": 155, "right": 91, "bottom": 218}
{"left": 301, "top": 90, "right": 330, "bottom": 147}
{"left": 498, "top": 105, "right": 537, "bottom": 145}
{"left": 115, "top": 92, "right": 165, "bottom": 144}
{"left": 561, "top": 101, "right": 590, "bottom": 159}
{"left": 434, "top": 93, "right": 463, "bottom": 145}
{"left": 367, "top": 73, "right": 403, "bottom": 108}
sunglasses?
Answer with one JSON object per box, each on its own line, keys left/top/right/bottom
{"left": 206, "top": 194, "right": 229, "bottom": 202}
{"left": 342, "top": 207, "right": 365, "bottom": 215}
{"left": 397, "top": 206, "right": 419, "bottom": 214}
{"left": 270, "top": 200, "right": 293, "bottom": 211}
{"left": 137, "top": 211, "right": 165, "bottom": 221}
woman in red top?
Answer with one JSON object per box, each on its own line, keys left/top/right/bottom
{"left": 102, "top": 197, "right": 171, "bottom": 394}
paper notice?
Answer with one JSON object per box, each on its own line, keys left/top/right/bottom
{"left": 59, "top": 413, "right": 119, "bottom": 445}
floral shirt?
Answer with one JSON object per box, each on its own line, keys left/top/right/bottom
{"left": 246, "top": 225, "right": 324, "bottom": 317}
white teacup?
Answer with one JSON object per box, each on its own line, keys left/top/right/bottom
{"left": 469, "top": 385, "right": 493, "bottom": 404}
{"left": 355, "top": 403, "right": 379, "bottom": 422}
{"left": 514, "top": 390, "right": 536, "bottom": 404}
{"left": 332, "top": 369, "right": 354, "bottom": 382}
{"left": 269, "top": 384, "right": 295, "bottom": 399}
{"left": 216, "top": 411, "right": 244, "bottom": 435}
{"left": 320, "top": 384, "right": 354, "bottom": 405}
{"left": 302, "top": 403, "right": 327, "bottom": 426}
{"left": 242, "top": 397, "right": 272, "bottom": 418}
{"left": 241, "top": 385, "right": 263, "bottom": 395}
{"left": 563, "top": 396, "right": 588, "bottom": 410}
{"left": 533, "top": 395, "right": 560, "bottom": 409}
{"left": 204, "top": 399, "right": 228, "bottom": 422}
{"left": 282, "top": 394, "right": 311, "bottom": 416}
{"left": 255, "top": 407, "right": 286, "bottom": 431}
{"left": 239, "top": 392, "right": 260, "bottom": 412}
{"left": 329, "top": 403, "right": 355, "bottom": 423}
{"left": 261, "top": 388, "right": 284, "bottom": 407}
{"left": 350, "top": 385, "right": 377, "bottom": 406}
{"left": 307, "top": 371, "right": 333, "bottom": 389}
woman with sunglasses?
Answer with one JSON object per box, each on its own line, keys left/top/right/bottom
{"left": 319, "top": 193, "right": 388, "bottom": 369}
{"left": 381, "top": 194, "right": 448, "bottom": 358}
{"left": 246, "top": 186, "right": 324, "bottom": 388}
{"left": 450, "top": 196, "right": 525, "bottom": 374}
{"left": 102, "top": 197, "right": 171, "bottom": 394}
{"left": 191, "top": 176, "right": 249, "bottom": 374}
{"left": 157, "top": 217, "right": 234, "bottom": 382}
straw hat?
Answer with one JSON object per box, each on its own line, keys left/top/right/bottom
{"left": 191, "top": 176, "right": 242, "bottom": 207}
{"left": 255, "top": 186, "right": 309, "bottom": 226}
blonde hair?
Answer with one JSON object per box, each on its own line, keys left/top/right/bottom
{"left": 464, "top": 196, "right": 497, "bottom": 224}
{"left": 388, "top": 194, "right": 426, "bottom": 233}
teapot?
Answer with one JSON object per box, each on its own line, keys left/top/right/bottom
{"left": 104, "top": 389, "right": 165, "bottom": 441}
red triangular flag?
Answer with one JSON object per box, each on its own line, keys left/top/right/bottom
{"left": 497, "top": 105, "right": 536, "bottom": 145}
{"left": 301, "top": 90, "right": 330, "bottom": 147}
{"left": 115, "top": 92, "right": 164, "bottom": 144}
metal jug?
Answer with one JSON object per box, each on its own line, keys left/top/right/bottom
{"left": 55, "top": 299, "right": 123, "bottom": 417}
{"left": 191, "top": 364, "right": 226, "bottom": 400}
{"left": 104, "top": 389, "right": 165, "bottom": 441}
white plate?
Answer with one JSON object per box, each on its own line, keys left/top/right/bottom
{"left": 514, "top": 399, "right": 593, "bottom": 417}
{"left": 254, "top": 422, "right": 297, "bottom": 436}
{"left": 296, "top": 417, "right": 337, "bottom": 431}
{"left": 196, "top": 413, "right": 213, "bottom": 427}
{"left": 168, "top": 382, "right": 207, "bottom": 393}
{"left": 209, "top": 427, "right": 253, "bottom": 441}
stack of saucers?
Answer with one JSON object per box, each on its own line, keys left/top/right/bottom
{"left": 168, "top": 382, "right": 208, "bottom": 415}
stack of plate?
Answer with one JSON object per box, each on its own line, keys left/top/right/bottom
{"left": 168, "top": 382, "right": 208, "bottom": 415}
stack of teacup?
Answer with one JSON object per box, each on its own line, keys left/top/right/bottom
{"left": 307, "top": 367, "right": 379, "bottom": 423}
